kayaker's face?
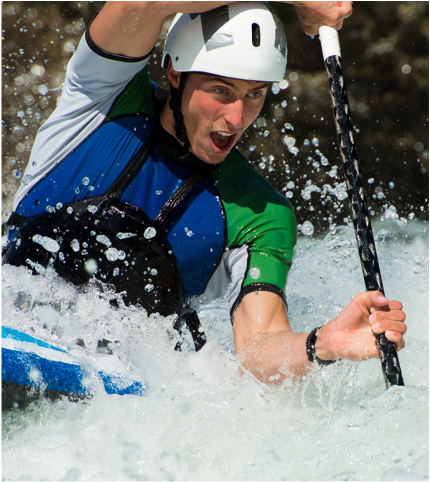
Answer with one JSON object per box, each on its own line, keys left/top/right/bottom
{"left": 169, "top": 67, "right": 268, "bottom": 164}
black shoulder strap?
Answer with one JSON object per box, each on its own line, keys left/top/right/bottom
{"left": 104, "top": 129, "right": 205, "bottom": 227}
{"left": 105, "top": 132, "right": 154, "bottom": 199}
{"left": 154, "top": 172, "right": 203, "bottom": 225}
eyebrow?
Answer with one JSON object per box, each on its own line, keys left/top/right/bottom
{"left": 202, "top": 75, "right": 269, "bottom": 91}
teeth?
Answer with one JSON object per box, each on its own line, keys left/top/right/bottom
{"left": 218, "top": 132, "right": 233, "bottom": 137}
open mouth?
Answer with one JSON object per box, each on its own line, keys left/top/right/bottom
{"left": 209, "top": 131, "right": 236, "bottom": 153}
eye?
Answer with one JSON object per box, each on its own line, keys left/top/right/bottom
{"left": 249, "top": 91, "right": 262, "bottom": 99}
{"left": 214, "top": 87, "right": 227, "bottom": 95}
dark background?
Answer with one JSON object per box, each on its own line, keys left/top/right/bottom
{"left": 2, "top": 1, "right": 428, "bottom": 234}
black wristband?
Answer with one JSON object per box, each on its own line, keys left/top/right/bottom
{"left": 306, "top": 327, "right": 336, "bottom": 366}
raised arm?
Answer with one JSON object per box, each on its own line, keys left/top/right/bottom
{"left": 90, "top": 1, "right": 234, "bottom": 58}
{"left": 90, "top": 1, "right": 353, "bottom": 57}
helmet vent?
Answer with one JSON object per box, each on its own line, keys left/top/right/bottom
{"left": 252, "top": 23, "right": 261, "bottom": 47}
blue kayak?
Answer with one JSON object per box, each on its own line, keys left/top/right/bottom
{"left": 2, "top": 326, "right": 147, "bottom": 410}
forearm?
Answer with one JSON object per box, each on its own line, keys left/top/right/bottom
{"left": 235, "top": 291, "right": 407, "bottom": 385}
{"left": 236, "top": 330, "right": 312, "bottom": 383}
{"left": 90, "top": 1, "right": 233, "bottom": 58}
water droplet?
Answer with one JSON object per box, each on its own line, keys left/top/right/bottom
{"left": 144, "top": 283, "right": 154, "bottom": 292}
{"left": 32, "top": 234, "right": 60, "bottom": 253}
{"left": 96, "top": 235, "right": 112, "bottom": 247}
{"left": 156, "top": 190, "right": 163, "bottom": 195}
{"left": 70, "top": 239, "right": 80, "bottom": 252}
{"left": 74, "top": 186, "right": 80, "bottom": 194}
{"left": 67, "top": 206, "right": 74, "bottom": 214}
{"left": 38, "top": 85, "right": 48, "bottom": 95}
{"left": 117, "top": 232, "right": 137, "bottom": 240}
{"left": 271, "top": 83, "right": 280, "bottom": 95}
{"left": 82, "top": 177, "right": 90, "bottom": 185}
{"left": 250, "top": 267, "right": 260, "bottom": 280}
{"left": 113, "top": 267, "right": 120, "bottom": 277}
{"left": 87, "top": 205, "right": 98, "bottom": 214}
{"left": 150, "top": 268, "right": 158, "bottom": 276}
{"left": 144, "top": 227, "right": 156, "bottom": 239}
{"left": 105, "top": 247, "right": 126, "bottom": 262}
{"left": 279, "top": 79, "right": 289, "bottom": 89}
{"left": 84, "top": 258, "right": 98, "bottom": 274}
{"left": 300, "top": 220, "right": 314, "bottom": 236}
{"left": 46, "top": 205, "right": 56, "bottom": 213}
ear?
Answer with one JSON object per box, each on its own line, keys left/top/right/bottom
{"left": 166, "top": 58, "right": 181, "bottom": 89}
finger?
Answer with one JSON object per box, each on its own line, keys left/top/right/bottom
{"left": 369, "top": 309, "right": 406, "bottom": 325}
{"left": 368, "top": 290, "right": 389, "bottom": 307}
{"left": 336, "top": 19, "right": 344, "bottom": 30}
{"left": 303, "top": 24, "right": 319, "bottom": 37}
{"left": 383, "top": 330, "right": 406, "bottom": 351}
{"left": 371, "top": 319, "right": 407, "bottom": 336}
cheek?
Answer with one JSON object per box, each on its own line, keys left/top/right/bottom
{"left": 187, "top": 93, "right": 219, "bottom": 122}
{"left": 244, "top": 103, "right": 263, "bottom": 129}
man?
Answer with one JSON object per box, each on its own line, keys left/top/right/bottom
{"left": 3, "top": 1, "right": 406, "bottom": 384}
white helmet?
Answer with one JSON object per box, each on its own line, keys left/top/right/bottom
{"left": 162, "top": 2, "right": 287, "bottom": 83}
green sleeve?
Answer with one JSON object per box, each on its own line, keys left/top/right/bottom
{"left": 213, "top": 149, "right": 297, "bottom": 293}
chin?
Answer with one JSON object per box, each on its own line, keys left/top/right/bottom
{"left": 191, "top": 146, "right": 229, "bottom": 165}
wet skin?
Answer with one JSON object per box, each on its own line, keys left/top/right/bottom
{"left": 161, "top": 63, "right": 269, "bottom": 165}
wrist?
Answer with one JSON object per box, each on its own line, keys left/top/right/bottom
{"left": 315, "top": 323, "right": 336, "bottom": 361}
{"left": 306, "top": 326, "right": 337, "bottom": 366}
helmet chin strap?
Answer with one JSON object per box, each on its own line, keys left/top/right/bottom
{"left": 169, "top": 71, "right": 190, "bottom": 150}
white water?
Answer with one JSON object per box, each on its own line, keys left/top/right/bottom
{"left": 2, "top": 218, "right": 428, "bottom": 481}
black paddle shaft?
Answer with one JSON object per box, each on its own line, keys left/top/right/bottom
{"left": 323, "top": 54, "right": 404, "bottom": 388}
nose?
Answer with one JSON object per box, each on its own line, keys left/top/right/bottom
{"left": 223, "top": 99, "right": 244, "bottom": 131}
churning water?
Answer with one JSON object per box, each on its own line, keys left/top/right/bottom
{"left": 2, "top": 3, "right": 428, "bottom": 479}
{"left": 2, "top": 218, "right": 428, "bottom": 481}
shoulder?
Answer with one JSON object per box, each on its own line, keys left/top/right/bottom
{"left": 212, "top": 148, "right": 296, "bottom": 254}
{"left": 213, "top": 148, "right": 295, "bottom": 218}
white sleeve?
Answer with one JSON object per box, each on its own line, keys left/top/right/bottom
{"left": 13, "top": 31, "right": 150, "bottom": 209}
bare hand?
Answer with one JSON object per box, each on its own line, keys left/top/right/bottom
{"left": 291, "top": 1, "right": 353, "bottom": 36}
{"left": 317, "top": 291, "right": 407, "bottom": 361}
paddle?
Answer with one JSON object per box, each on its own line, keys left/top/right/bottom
{"left": 318, "top": 25, "right": 404, "bottom": 388}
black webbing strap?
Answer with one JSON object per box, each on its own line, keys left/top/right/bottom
{"left": 154, "top": 173, "right": 203, "bottom": 225}
{"left": 105, "top": 134, "right": 154, "bottom": 200}
{"left": 174, "top": 310, "right": 207, "bottom": 352}
{"left": 101, "top": 130, "right": 204, "bottom": 228}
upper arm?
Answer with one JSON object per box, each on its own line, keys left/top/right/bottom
{"left": 89, "top": 1, "right": 237, "bottom": 59}
{"left": 232, "top": 290, "right": 292, "bottom": 352}
{"left": 89, "top": 2, "right": 169, "bottom": 58}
